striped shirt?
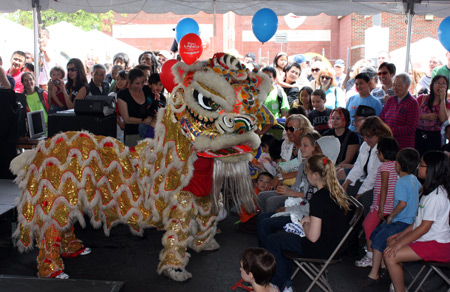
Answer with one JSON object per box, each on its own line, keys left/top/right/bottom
{"left": 380, "top": 93, "right": 419, "bottom": 149}
{"left": 370, "top": 161, "right": 398, "bottom": 214}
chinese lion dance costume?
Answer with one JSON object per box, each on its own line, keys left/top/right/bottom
{"left": 10, "top": 53, "right": 271, "bottom": 281}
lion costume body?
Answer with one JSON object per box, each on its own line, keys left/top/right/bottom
{"left": 10, "top": 53, "right": 271, "bottom": 281}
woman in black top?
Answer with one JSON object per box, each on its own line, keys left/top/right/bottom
{"left": 117, "top": 68, "right": 152, "bottom": 146}
{"left": 63, "top": 58, "right": 89, "bottom": 109}
{"left": 323, "top": 107, "right": 359, "bottom": 166}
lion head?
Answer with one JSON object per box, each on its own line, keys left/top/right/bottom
{"left": 168, "top": 53, "right": 271, "bottom": 155}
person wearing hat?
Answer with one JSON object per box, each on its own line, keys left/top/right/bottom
{"left": 346, "top": 73, "right": 383, "bottom": 132}
{"left": 293, "top": 54, "right": 310, "bottom": 89}
{"left": 244, "top": 52, "right": 256, "bottom": 64}
{"left": 352, "top": 105, "right": 376, "bottom": 133}
{"left": 334, "top": 59, "right": 347, "bottom": 88}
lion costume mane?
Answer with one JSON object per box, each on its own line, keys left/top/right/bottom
{"left": 10, "top": 53, "right": 271, "bottom": 281}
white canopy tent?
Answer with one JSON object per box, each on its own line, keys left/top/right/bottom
{"left": 1, "top": 0, "right": 449, "bottom": 81}
{"left": 46, "top": 21, "right": 142, "bottom": 65}
{"left": 1, "top": 0, "right": 450, "bottom": 17}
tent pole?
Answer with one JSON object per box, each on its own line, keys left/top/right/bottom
{"left": 404, "top": 0, "right": 414, "bottom": 73}
{"left": 32, "top": 0, "right": 40, "bottom": 85}
{"left": 213, "top": 0, "right": 216, "bottom": 53}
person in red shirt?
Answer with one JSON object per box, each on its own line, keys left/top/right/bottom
{"left": 236, "top": 172, "right": 273, "bottom": 233}
{"left": 6, "top": 51, "right": 26, "bottom": 93}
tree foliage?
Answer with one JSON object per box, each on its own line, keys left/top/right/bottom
{"left": 3, "top": 10, "right": 114, "bottom": 31}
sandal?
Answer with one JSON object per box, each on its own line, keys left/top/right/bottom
{"left": 358, "top": 276, "right": 379, "bottom": 287}
{"left": 232, "top": 279, "right": 253, "bottom": 291}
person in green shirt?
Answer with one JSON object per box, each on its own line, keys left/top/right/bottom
{"left": 261, "top": 66, "right": 290, "bottom": 119}
{"left": 432, "top": 51, "right": 450, "bottom": 89}
{"left": 21, "top": 72, "right": 49, "bottom": 123}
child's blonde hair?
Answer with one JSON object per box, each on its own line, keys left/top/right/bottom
{"left": 307, "top": 154, "right": 350, "bottom": 212}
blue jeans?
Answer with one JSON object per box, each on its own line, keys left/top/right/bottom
{"left": 370, "top": 221, "right": 409, "bottom": 252}
{"left": 257, "top": 212, "right": 301, "bottom": 289}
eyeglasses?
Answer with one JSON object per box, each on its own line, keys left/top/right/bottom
{"left": 311, "top": 68, "right": 320, "bottom": 72}
{"left": 286, "top": 126, "right": 301, "bottom": 133}
{"left": 67, "top": 67, "right": 77, "bottom": 72}
{"left": 320, "top": 76, "right": 331, "bottom": 80}
{"left": 377, "top": 71, "right": 389, "bottom": 76}
{"left": 361, "top": 135, "right": 374, "bottom": 141}
{"left": 352, "top": 117, "right": 365, "bottom": 125}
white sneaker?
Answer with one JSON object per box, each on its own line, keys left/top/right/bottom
{"left": 389, "top": 283, "right": 408, "bottom": 292}
{"left": 389, "top": 283, "right": 395, "bottom": 292}
{"left": 355, "top": 254, "right": 373, "bottom": 267}
{"left": 80, "top": 247, "right": 91, "bottom": 256}
{"left": 55, "top": 272, "right": 69, "bottom": 279}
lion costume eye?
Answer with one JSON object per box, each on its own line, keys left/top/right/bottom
{"left": 194, "top": 89, "right": 219, "bottom": 111}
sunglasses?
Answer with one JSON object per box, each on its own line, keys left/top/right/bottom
{"left": 67, "top": 67, "right": 77, "bottom": 72}
{"left": 377, "top": 71, "right": 389, "bottom": 76}
{"left": 311, "top": 68, "right": 320, "bottom": 72}
{"left": 286, "top": 126, "right": 301, "bottom": 133}
{"left": 320, "top": 76, "right": 331, "bottom": 80}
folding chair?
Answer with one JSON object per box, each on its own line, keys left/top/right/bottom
{"left": 407, "top": 261, "right": 450, "bottom": 292}
{"left": 283, "top": 196, "right": 364, "bottom": 292}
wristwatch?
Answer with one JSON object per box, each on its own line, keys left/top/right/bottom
{"left": 277, "top": 173, "right": 283, "bottom": 181}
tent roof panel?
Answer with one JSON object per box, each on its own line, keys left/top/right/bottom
{"left": 1, "top": 0, "right": 450, "bottom": 17}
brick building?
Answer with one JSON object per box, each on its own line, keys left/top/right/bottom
{"left": 109, "top": 11, "right": 443, "bottom": 68}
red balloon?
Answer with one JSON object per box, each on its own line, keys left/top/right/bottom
{"left": 160, "top": 59, "right": 178, "bottom": 93}
{"left": 179, "top": 33, "right": 203, "bottom": 65}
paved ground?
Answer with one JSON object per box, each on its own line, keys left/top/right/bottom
{"left": 0, "top": 179, "right": 448, "bottom": 292}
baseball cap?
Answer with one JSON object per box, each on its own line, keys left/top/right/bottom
{"left": 334, "top": 59, "right": 345, "bottom": 68}
{"left": 245, "top": 52, "right": 256, "bottom": 61}
{"left": 354, "top": 105, "right": 376, "bottom": 118}
{"left": 360, "top": 66, "right": 378, "bottom": 79}
{"left": 293, "top": 54, "right": 305, "bottom": 64}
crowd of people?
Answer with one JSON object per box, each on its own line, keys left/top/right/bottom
{"left": 1, "top": 41, "right": 450, "bottom": 292}
{"left": 0, "top": 44, "right": 171, "bottom": 146}
{"left": 235, "top": 50, "right": 450, "bottom": 292}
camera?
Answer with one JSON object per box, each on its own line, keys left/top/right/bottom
{"left": 54, "top": 80, "right": 60, "bottom": 85}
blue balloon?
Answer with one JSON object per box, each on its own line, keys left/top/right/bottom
{"left": 176, "top": 18, "right": 200, "bottom": 43}
{"left": 438, "top": 16, "right": 450, "bottom": 52}
{"left": 252, "top": 8, "right": 278, "bottom": 44}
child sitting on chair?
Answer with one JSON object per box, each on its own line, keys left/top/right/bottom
{"left": 234, "top": 247, "right": 279, "bottom": 292}
{"left": 356, "top": 137, "right": 400, "bottom": 268}
{"left": 384, "top": 151, "right": 450, "bottom": 292}
{"left": 358, "top": 148, "right": 421, "bottom": 287}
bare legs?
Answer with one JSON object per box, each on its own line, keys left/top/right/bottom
{"left": 384, "top": 245, "right": 422, "bottom": 292}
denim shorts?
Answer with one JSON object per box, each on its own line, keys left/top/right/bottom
{"left": 370, "top": 221, "right": 409, "bottom": 252}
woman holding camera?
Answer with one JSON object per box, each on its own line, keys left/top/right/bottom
{"left": 117, "top": 68, "right": 152, "bottom": 147}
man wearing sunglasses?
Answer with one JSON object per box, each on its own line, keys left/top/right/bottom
{"left": 371, "top": 62, "right": 396, "bottom": 106}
